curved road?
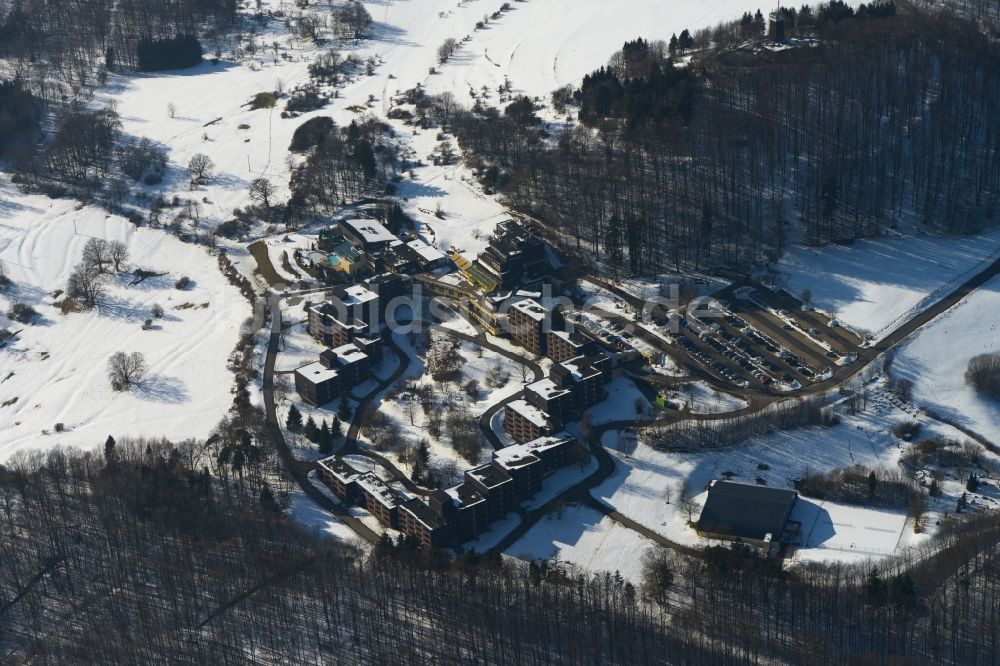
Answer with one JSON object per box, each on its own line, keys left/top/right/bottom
{"left": 262, "top": 295, "right": 380, "bottom": 545}
{"left": 263, "top": 235, "right": 1000, "bottom": 555}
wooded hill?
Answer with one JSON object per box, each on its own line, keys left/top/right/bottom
{"left": 445, "top": 5, "right": 1000, "bottom": 276}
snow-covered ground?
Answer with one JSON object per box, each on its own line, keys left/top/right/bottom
{"left": 418, "top": 0, "right": 775, "bottom": 102}
{"left": 587, "top": 376, "right": 655, "bottom": 424}
{"left": 894, "top": 273, "right": 1000, "bottom": 440}
{"left": 791, "top": 499, "right": 911, "bottom": 564}
{"left": 767, "top": 229, "right": 1000, "bottom": 341}
{"left": 506, "top": 503, "right": 655, "bottom": 583}
{"left": 669, "top": 381, "right": 747, "bottom": 415}
{"left": 0, "top": 184, "right": 245, "bottom": 458}
{"left": 595, "top": 391, "right": 966, "bottom": 562}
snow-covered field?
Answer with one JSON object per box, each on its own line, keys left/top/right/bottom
{"left": 768, "top": 229, "right": 1000, "bottom": 341}
{"left": 894, "top": 273, "right": 1000, "bottom": 441}
{"left": 595, "top": 391, "right": 964, "bottom": 562}
{"left": 0, "top": 183, "right": 245, "bottom": 458}
{"left": 670, "top": 381, "right": 747, "bottom": 414}
{"left": 418, "top": 0, "right": 770, "bottom": 102}
{"left": 506, "top": 503, "right": 655, "bottom": 583}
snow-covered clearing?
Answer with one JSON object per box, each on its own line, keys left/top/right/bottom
{"left": 595, "top": 394, "right": 967, "bottom": 562}
{"left": 767, "top": 229, "right": 1000, "bottom": 341}
{"left": 506, "top": 503, "right": 655, "bottom": 583}
{"left": 894, "top": 273, "right": 1000, "bottom": 441}
{"left": 288, "top": 484, "right": 367, "bottom": 545}
{"left": 0, "top": 183, "right": 245, "bottom": 458}
{"left": 587, "top": 376, "right": 654, "bottom": 425}
{"left": 419, "top": 0, "right": 777, "bottom": 102}
{"left": 670, "top": 381, "right": 747, "bottom": 415}
{"left": 791, "top": 499, "right": 912, "bottom": 564}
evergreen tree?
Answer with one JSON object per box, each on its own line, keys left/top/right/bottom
{"left": 957, "top": 492, "right": 968, "bottom": 512}
{"left": 304, "top": 415, "right": 319, "bottom": 443}
{"left": 867, "top": 470, "right": 878, "bottom": 499}
{"left": 318, "top": 420, "right": 333, "bottom": 454}
{"left": 338, "top": 392, "right": 352, "bottom": 421}
{"left": 668, "top": 33, "right": 678, "bottom": 55}
{"left": 679, "top": 29, "right": 694, "bottom": 50}
{"left": 286, "top": 404, "right": 303, "bottom": 433}
{"left": 259, "top": 484, "right": 280, "bottom": 514}
{"left": 332, "top": 415, "right": 343, "bottom": 438}
{"left": 967, "top": 473, "right": 980, "bottom": 493}
{"left": 104, "top": 435, "right": 116, "bottom": 462}
{"left": 928, "top": 478, "right": 941, "bottom": 498}
{"left": 412, "top": 438, "right": 431, "bottom": 483}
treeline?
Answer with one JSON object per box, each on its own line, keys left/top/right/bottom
{"left": 136, "top": 34, "right": 203, "bottom": 71}
{"left": 445, "top": 7, "right": 1000, "bottom": 275}
{"left": 7, "top": 438, "right": 1000, "bottom": 663}
{"left": 11, "top": 103, "right": 123, "bottom": 196}
{"left": 0, "top": 78, "right": 42, "bottom": 153}
{"left": 644, "top": 395, "right": 834, "bottom": 451}
{"left": 0, "top": 0, "right": 235, "bottom": 87}
{"left": 286, "top": 115, "right": 399, "bottom": 220}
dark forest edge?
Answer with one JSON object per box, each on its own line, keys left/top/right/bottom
{"left": 3, "top": 436, "right": 1000, "bottom": 663}
{"left": 418, "top": 2, "right": 1000, "bottom": 277}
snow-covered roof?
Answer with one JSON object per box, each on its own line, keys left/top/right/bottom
{"left": 444, "top": 483, "right": 486, "bottom": 508}
{"left": 317, "top": 456, "right": 361, "bottom": 484}
{"left": 506, "top": 399, "right": 553, "bottom": 428}
{"left": 467, "top": 463, "right": 512, "bottom": 489}
{"left": 407, "top": 238, "right": 447, "bottom": 264}
{"left": 493, "top": 432, "right": 574, "bottom": 470}
{"left": 341, "top": 284, "right": 379, "bottom": 306}
{"left": 526, "top": 378, "right": 571, "bottom": 401}
{"left": 510, "top": 298, "right": 548, "bottom": 322}
{"left": 559, "top": 355, "right": 604, "bottom": 382}
{"left": 295, "top": 361, "right": 339, "bottom": 385}
{"left": 492, "top": 446, "right": 540, "bottom": 470}
{"left": 356, "top": 472, "right": 401, "bottom": 508}
{"left": 330, "top": 343, "right": 368, "bottom": 365}
{"left": 342, "top": 218, "right": 398, "bottom": 246}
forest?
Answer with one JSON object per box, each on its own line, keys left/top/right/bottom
{"left": 445, "top": 5, "right": 1000, "bottom": 276}
{"left": 5, "top": 436, "right": 1000, "bottom": 664}
{"left": 0, "top": 0, "right": 234, "bottom": 78}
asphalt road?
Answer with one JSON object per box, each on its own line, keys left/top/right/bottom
{"left": 260, "top": 235, "right": 1000, "bottom": 557}
{"left": 262, "top": 295, "right": 380, "bottom": 545}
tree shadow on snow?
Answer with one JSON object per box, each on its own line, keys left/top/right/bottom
{"left": 136, "top": 374, "right": 190, "bottom": 405}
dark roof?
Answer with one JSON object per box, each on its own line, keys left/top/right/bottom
{"left": 400, "top": 498, "right": 447, "bottom": 530}
{"left": 696, "top": 481, "right": 797, "bottom": 541}
{"left": 467, "top": 463, "right": 512, "bottom": 489}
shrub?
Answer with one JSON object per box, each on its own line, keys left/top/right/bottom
{"left": 175, "top": 276, "right": 191, "bottom": 290}
{"left": 285, "top": 86, "right": 328, "bottom": 114}
{"left": 966, "top": 353, "right": 1000, "bottom": 400}
{"left": 250, "top": 92, "right": 278, "bottom": 110}
{"left": 7, "top": 302, "right": 36, "bottom": 323}
{"left": 796, "top": 465, "right": 921, "bottom": 509}
{"left": 151, "top": 303, "right": 164, "bottom": 318}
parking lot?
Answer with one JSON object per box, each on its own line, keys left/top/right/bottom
{"left": 667, "top": 283, "right": 863, "bottom": 393}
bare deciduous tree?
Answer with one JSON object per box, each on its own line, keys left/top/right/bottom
{"left": 188, "top": 153, "right": 214, "bottom": 184}
{"left": 82, "top": 238, "right": 110, "bottom": 273}
{"left": 66, "top": 263, "right": 105, "bottom": 307}
{"left": 249, "top": 177, "right": 276, "bottom": 209}
{"left": 108, "top": 240, "right": 129, "bottom": 272}
{"left": 108, "top": 351, "right": 147, "bottom": 391}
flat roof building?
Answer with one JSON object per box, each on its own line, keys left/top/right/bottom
{"left": 696, "top": 480, "right": 798, "bottom": 556}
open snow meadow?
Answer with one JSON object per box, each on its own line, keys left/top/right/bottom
{"left": 0, "top": 182, "right": 245, "bottom": 456}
